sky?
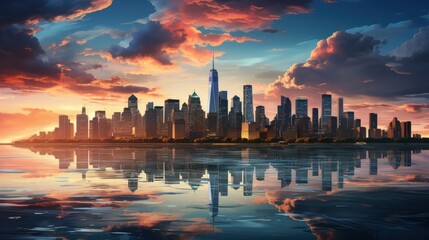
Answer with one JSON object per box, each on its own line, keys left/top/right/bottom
{"left": 1, "top": 0, "right": 429, "bottom": 142}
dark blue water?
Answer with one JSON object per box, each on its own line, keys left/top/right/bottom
{"left": 1, "top": 144, "right": 429, "bottom": 240}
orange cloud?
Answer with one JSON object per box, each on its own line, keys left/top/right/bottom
{"left": 149, "top": 0, "right": 313, "bottom": 32}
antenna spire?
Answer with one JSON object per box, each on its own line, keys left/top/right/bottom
{"left": 212, "top": 51, "right": 214, "bottom": 70}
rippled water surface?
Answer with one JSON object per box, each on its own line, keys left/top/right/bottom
{"left": 1, "top": 144, "right": 429, "bottom": 240}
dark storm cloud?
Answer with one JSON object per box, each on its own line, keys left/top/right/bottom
{"left": 212, "top": 0, "right": 313, "bottom": 14}
{"left": 0, "top": 0, "right": 157, "bottom": 98}
{"left": 109, "top": 21, "right": 186, "bottom": 65}
{"left": 262, "top": 28, "right": 285, "bottom": 34}
{"left": 267, "top": 28, "right": 429, "bottom": 99}
{"left": 0, "top": 0, "right": 112, "bottom": 26}
{"left": 0, "top": 25, "right": 60, "bottom": 87}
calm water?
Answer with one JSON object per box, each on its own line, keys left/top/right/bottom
{"left": 0, "top": 144, "right": 429, "bottom": 240}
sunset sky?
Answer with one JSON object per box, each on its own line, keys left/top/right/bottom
{"left": 1, "top": 0, "right": 429, "bottom": 142}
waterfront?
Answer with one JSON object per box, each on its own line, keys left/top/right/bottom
{"left": 1, "top": 144, "right": 429, "bottom": 239}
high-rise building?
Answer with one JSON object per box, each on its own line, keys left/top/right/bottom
{"left": 354, "top": 119, "right": 361, "bottom": 128}
{"left": 228, "top": 95, "right": 242, "bottom": 138}
{"left": 164, "top": 99, "right": 180, "bottom": 137}
{"left": 89, "top": 116, "right": 98, "bottom": 139}
{"left": 400, "top": 121, "right": 411, "bottom": 139}
{"left": 144, "top": 106, "right": 157, "bottom": 138}
{"left": 327, "top": 116, "right": 338, "bottom": 138}
{"left": 387, "top": 117, "right": 401, "bottom": 139}
{"left": 218, "top": 91, "right": 228, "bottom": 136}
{"left": 164, "top": 99, "right": 180, "bottom": 124}
{"left": 208, "top": 55, "right": 219, "bottom": 113}
{"left": 343, "top": 111, "right": 355, "bottom": 129}
{"left": 338, "top": 97, "right": 343, "bottom": 126}
{"left": 58, "top": 115, "right": 72, "bottom": 139}
{"left": 128, "top": 94, "right": 138, "bottom": 111}
{"left": 188, "top": 91, "right": 205, "bottom": 139}
{"left": 369, "top": 113, "right": 377, "bottom": 129}
{"left": 312, "top": 108, "right": 319, "bottom": 134}
{"left": 276, "top": 96, "right": 292, "bottom": 137}
{"left": 295, "top": 98, "right": 308, "bottom": 118}
{"left": 255, "top": 106, "right": 267, "bottom": 130}
{"left": 121, "top": 108, "right": 132, "bottom": 135}
{"left": 368, "top": 113, "right": 380, "bottom": 139}
{"left": 321, "top": 94, "right": 332, "bottom": 130}
{"left": 243, "top": 85, "right": 254, "bottom": 123}
{"left": 155, "top": 106, "right": 164, "bottom": 137}
{"left": 76, "top": 107, "right": 88, "bottom": 139}
{"left": 98, "top": 117, "right": 112, "bottom": 139}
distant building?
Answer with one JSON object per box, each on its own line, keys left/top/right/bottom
{"left": 369, "top": 113, "right": 377, "bottom": 129}
{"left": 276, "top": 96, "right": 292, "bottom": 137}
{"left": 312, "top": 108, "right": 319, "bottom": 134}
{"left": 188, "top": 91, "right": 205, "bottom": 139}
{"left": 400, "top": 121, "right": 411, "bottom": 139}
{"left": 208, "top": 55, "right": 219, "bottom": 113}
{"left": 321, "top": 94, "right": 332, "bottom": 130}
{"left": 144, "top": 105, "right": 157, "bottom": 138}
{"left": 218, "top": 90, "right": 228, "bottom": 137}
{"left": 387, "top": 117, "right": 401, "bottom": 139}
{"left": 155, "top": 106, "right": 164, "bottom": 137}
{"left": 338, "top": 97, "right": 343, "bottom": 126}
{"left": 75, "top": 107, "right": 88, "bottom": 139}
{"left": 339, "top": 111, "right": 354, "bottom": 138}
{"left": 327, "top": 116, "right": 338, "bottom": 138}
{"left": 295, "top": 116, "right": 311, "bottom": 138}
{"left": 295, "top": 98, "right": 308, "bottom": 118}
{"left": 164, "top": 99, "right": 180, "bottom": 124}
{"left": 243, "top": 85, "right": 254, "bottom": 123}
{"left": 58, "top": 115, "right": 73, "bottom": 139}
{"left": 128, "top": 94, "right": 138, "bottom": 111}
{"left": 255, "top": 106, "right": 267, "bottom": 131}
{"left": 241, "top": 122, "right": 259, "bottom": 140}
{"left": 228, "top": 95, "right": 242, "bottom": 138}
{"left": 368, "top": 113, "right": 380, "bottom": 139}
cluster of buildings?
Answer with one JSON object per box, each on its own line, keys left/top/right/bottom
{"left": 30, "top": 57, "right": 419, "bottom": 141}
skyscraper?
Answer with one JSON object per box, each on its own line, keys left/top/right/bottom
{"left": 276, "top": 96, "right": 292, "bottom": 136}
{"left": 321, "top": 94, "right": 332, "bottom": 130}
{"left": 144, "top": 104, "right": 157, "bottom": 138}
{"left": 401, "top": 121, "right": 411, "bottom": 138}
{"left": 369, "top": 113, "right": 377, "bottom": 129}
{"left": 295, "top": 98, "right": 308, "bottom": 118}
{"left": 208, "top": 54, "right": 219, "bottom": 113}
{"left": 243, "top": 85, "right": 254, "bottom": 123}
{"left": 128, "top": 94, "right": 138, "bottom": 111}
{"left": 312, "top": 108, "right": 319, "bottom": 134}
{"left": 368, "top": 113, "right": 381, "bottom": 139}
{"left": 58, "top": 115, "right": 72, "bottom": 139}
{"left": 155, "top": 106, "right": 164, "bottom": 137}
{"left": 75, "top": 107, "right": 88, "bottom": 139}
{"left": 228, "top": 95, "right": 242, "bottom": 137}
{"left": 164, "top": 99, "right": 180, "bottom": 124}
{"left": 338, "top": 97, "right": 343, "bottom": 126}
{"left": 387, "top": 117, "right": 401, "bottom": 139}
{"left": 255, "top": 106, "right": 267, "bottom": 130}
{"left": 218, "top": 91, "right": 228, "bottom": 136}
{"left": 188, "top": 91, "right": 205, "bottom": 139}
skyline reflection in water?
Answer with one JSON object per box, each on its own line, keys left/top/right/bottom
{"left": 0, "top": 144, "right": 429, "bottom": 240}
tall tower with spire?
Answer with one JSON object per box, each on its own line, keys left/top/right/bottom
{"left": 208, "top": 52, "right": 219, "bottom": 113}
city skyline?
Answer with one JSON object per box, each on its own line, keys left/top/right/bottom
{"left": 20, "top": 89, "right": 421, "bottom": 142}
{"left": 1, "top": 0, "right": 429, "bottom": 142}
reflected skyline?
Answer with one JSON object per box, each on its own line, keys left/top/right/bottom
{"left": 1, "top": 145, "right": 429, "bottom": 240}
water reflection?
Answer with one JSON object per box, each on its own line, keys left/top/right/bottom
{"left": 0, "top": 145, "right": 428, "bottom": 240}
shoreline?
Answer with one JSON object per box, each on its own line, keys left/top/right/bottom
{"left": 8, "top": 142, "right": 429, "bottom": 149}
